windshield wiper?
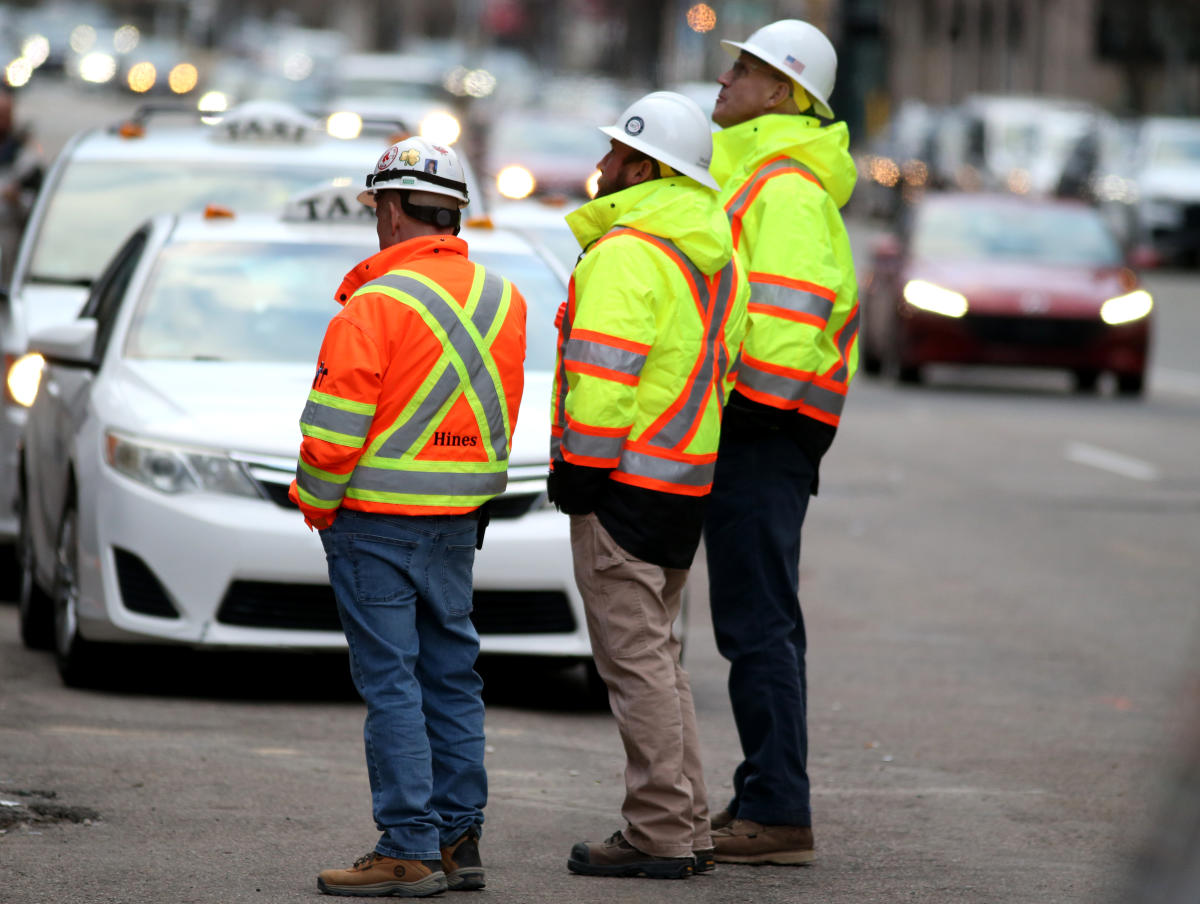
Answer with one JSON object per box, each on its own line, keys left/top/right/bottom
{"left": 27, "top": 274, "right": 94, "bottom": 288}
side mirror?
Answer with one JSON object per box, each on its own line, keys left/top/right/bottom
{"left": 1126, "top": 244, "right": 1162, "bottom": 271}
{"left": 27, "top": 318, "right": 99, "bottom": 366}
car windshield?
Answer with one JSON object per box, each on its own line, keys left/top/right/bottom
{"left": 491, "top": 118, "right": 605, "bottom": 157}
{"left": 912, "top": 203, "right": 1123, "bottom": 266}
{"left": 27, "top": 160, "right": 346, "bottom": 285}
{"left": 124, "top": 241, "right": 561, "bottom": 370}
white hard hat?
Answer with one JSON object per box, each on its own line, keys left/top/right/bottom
{"left": 722, "top": 19, "right": 837, "bottom": 119}
{"left": 358, "top": 136, "right": 469, "bottom": 209}
{"left": 599, "top": 91, "right": 720, "bottom": 191}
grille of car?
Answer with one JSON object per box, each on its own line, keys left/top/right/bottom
{"left": 965, "top": 315, "right": 1104, "bottom": 347}
{"left": 113, "top": 547, "right": 179, "bottom": 618}
{"left": 216, "top": 583, "right": 576, "bottom": 635}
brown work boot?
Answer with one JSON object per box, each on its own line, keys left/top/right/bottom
{"left": 567, "top": 829, "right": 694, "bottom": 879}
{"left": 712, "top": 818, "right": 815, "bottom": 865}
{"left": 710, "top": 808, "right": 734, "bottom": 830}
{"left": 317, "top": 851, "right": 447, "bottom": 897}
{"left": 441, "top": 828, "right": 485, "bottom": 890}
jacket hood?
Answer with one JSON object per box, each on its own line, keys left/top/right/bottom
{"left": 565, "top": 178, "right": 734, "bottom": 276}
{"left": 712, "top": 114, "right": 857, "bottom": 209}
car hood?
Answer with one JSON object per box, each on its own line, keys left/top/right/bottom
{"left": 102, "top": 361, "right": 555, "bottom": 471}
{"left": 15, "top": 284, "right": 91, "bottom": 345}
{"left": 907, "top": 258, "right": 1129, "bottom": 314}
{"left": 1137, "top": 166, "right": 1200, "bottom": 203}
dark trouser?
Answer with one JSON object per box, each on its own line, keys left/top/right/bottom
{"left": 703, "top": 424, "right": 816, "bottom": 828}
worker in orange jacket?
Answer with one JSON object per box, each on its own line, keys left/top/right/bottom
{"left": 288, "top": 137, "right": 526, "bottom": 898}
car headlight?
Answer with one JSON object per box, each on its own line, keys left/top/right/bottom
{"left": 496, "top": 165, "right": 535, "bottom": 200}
{"left": 6, "top": 352, "right": 44, "bottom": 407}
{"left": 902, "top": 279, "right": 969, "bottom": 318}
{"left": 104, "top": 431, "right": 260, "bottom": 497}
{"left": 1100, "top": 289, "right": 1153, "bottom": 325}
{"left": 419, "top": 111, "right": 461, "bottom": 146}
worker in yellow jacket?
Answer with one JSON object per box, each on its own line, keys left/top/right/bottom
{"left": 703, "top": 19, "right": 859, "bottom": 866}
{"left": 550, "top": 91, "right": 749, "bottom": 880}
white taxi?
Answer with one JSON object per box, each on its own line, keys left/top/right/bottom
{"left": 18, "top": 185, "right": 584, "bottom": 686}
{"left": 1, "top": 100, "right": 463, "bottom": 546}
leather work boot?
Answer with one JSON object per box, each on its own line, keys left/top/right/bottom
{"left": 441, "top": 828, "right": 485, "bottom": 890}
{"left": 710, "top": 808, "right": 734, "bottom": 830}
{"left": 317, "top": 851, "right": 448, "bottom": 897}
{"left": 567, "top": 829, "right": 694, "bottom": 879}
{"left": 693, "top": 847, "right": 716, "bottom": 873}
{"left": 712, "top": 818, "right": 816, "bottom": 865}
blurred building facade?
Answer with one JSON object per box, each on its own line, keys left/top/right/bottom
{"left": 883, "top": 0, "right": 1200, "bottom": 118}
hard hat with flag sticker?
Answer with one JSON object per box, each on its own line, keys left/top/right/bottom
{"left": 358, "top": 136, "right": 470, "bottom": 209}
{"left": 721, "top": 19, "right": 837, "bottom": 119}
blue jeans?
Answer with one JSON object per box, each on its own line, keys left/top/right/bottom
{"left": 703, "top": 425, "right": 815, "bottom": 828}
{"left": 320, "top": 509, "right": 486, "bottom": 860}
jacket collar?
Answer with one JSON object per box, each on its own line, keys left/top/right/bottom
{"left": 335, "top": 234, "right": 467, "bottom": 305}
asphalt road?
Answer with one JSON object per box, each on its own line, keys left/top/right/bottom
{"left": 2, "top": 76, "right": 1200, "bottom": 904}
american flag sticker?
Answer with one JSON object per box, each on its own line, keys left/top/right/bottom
{"left": 784, "top": 54, "right": 806, "bottom": 75}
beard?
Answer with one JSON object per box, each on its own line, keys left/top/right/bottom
{"left": 594, "top": 166, "right": 642, "bottom": 199}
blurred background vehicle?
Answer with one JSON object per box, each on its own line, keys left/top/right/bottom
{"left": 861, "top": 192, "right": 1153, "bottom": 394}
{"left": 485, "top": 109, "right": 603, "bottom": 203}
{"left": 0, "top": 101, "right": 413, "bottom": 550}
{"left": 327, "top": 51, "right": 463, "bottom": 146}
{"left": 1125, "top": 117, "right": 1200, "bottom": 267}
{"left": 18, "top": 183, "right": 589, "bottom": 687}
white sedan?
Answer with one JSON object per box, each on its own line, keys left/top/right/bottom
{"left": 18, "top": 186, "right": 586, "bottom": 686}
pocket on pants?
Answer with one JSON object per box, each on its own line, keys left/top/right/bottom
{"left": 590, "top": 521, "right": 650, "bottom": 660}
{"left": 438, "top": 532, "right": 477, "bottom": 618}
{"left": 348, "top": 535, "right": 418, "bottom": 603}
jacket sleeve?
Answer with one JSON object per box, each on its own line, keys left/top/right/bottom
{"left": 556, "top": 236, "right": 657, "bottom": 470}
{"left": 288, "top": 308, "right": 383, "bottom": 529}
{"left": 738, "top": 174, "right": 858, "bottom": 382}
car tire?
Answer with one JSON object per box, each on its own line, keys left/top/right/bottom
{"left": 1117, "top": 372, "right": 1145, "bottom": 397}
{"left": 583, "top": 660, "right": 611, "bottom": 711}
{"left": 17, "top": 496, "right": 54, "bottom": 651}
{"left": 861, "top": 345, "right": 883, "bottom": 376}
{"left": 1073, "top": 369, "right": 1100, "bottom": 393}
{"left": 53, "top": 502, "right": 102, "bottom": 688}
{"left": 897, "top": 364, "right": 923, "bottom": 385}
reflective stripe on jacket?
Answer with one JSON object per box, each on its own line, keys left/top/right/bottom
{"left": 290, "top": 234, "right": 526, "bottom": 523}
{"left": 712, "top": 114, "right": 859, "bottom": 426}
{"left": 552, "top": 178, "right": 749, "bottom": 497}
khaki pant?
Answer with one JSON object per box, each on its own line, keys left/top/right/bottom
{"left": 569, "top": 513, "right": 711, "bottom": 858}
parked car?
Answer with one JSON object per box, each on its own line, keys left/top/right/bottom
{"left": 860, "top": 192, "right": 1153, "bottom": 394}
{"left": 17, "top": 183, "right": 587, "bottom": 687}
{"left": 1, "top": 100, "right": 455, "bottom": 549}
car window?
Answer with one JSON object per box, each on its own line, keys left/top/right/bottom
{"left": 122, "top": 241, "right": 562, "bottom": 370}
{"left": 124, "top": 241, "right": 354, "bottom": 362}
{"left": 912, "top": 204, "right": 1123, "bottom": 266}
{"left": 80, "top": 228, "right": 149, "bottom": 362}
{"left": 27, "top": 161, "right": 352, "bottom": 286}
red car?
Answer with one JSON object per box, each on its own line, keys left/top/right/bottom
{"left": 861, "top": 193, "right": 1154, "bottom": 394}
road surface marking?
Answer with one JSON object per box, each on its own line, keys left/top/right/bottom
{"left": 1065, "top": 442, "right": 1158, "bottom": 481}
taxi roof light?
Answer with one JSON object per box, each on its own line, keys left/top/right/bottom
{"left": 204, "top": 204, "right": 236, "bottom": 220}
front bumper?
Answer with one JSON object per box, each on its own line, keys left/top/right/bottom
{"left": 897, "top": 308, "right": 1150, "bottom": 375}
{"left": 81, "top": 470, "right": 589, "bottom": 658}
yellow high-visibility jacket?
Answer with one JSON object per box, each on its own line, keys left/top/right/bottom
{"left": 551, "top": 177, "right": 749, "bottom": 498}
{"left": 712, "top": 113, "right": 859, "bottom": 427}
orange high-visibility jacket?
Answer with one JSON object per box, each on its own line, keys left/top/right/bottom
{"left": 290, "top": 234, "right": 527, "bottom": 527}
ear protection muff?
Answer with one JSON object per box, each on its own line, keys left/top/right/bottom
{"left": 399, "top": 192, "right": 463, "bottom": 235}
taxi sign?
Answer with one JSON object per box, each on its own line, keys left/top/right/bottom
{"left": 282, "top": 181, "right": 374, "bottom": 224}
{"left": 211, "top": 101, "right": 321, "bottom": 144}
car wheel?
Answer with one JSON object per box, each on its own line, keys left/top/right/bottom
{"left": 17, "top": 497, "right": 54, "bottom": 650}
{"left": 1073, "top": 369, "right": 1100, "bottom": 393}
{"left": 583, "top": 660, "right": 611, "bottom": 710}
{"left": 1117, "top": 372, "right": 1145, "bottom": 397}
{"left": 897, "top": 364, "right": 923, "bottom": 385}
{"left": 53, "top": 503, "right": 101, "bottom": 687}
